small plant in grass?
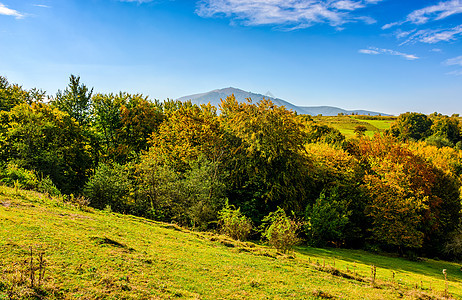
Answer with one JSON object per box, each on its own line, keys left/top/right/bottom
{"left": 218, "top": 201, "right": 253, "bottom": 241}
{"left": 1, "top": 247, "right": 50, "bottom": 299}
{"left": 260, "top": 207, "right": 301, "bottom": 253}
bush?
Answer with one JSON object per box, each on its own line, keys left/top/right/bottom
{"left": 218, "top": 202, "right": 253, "bottom": 241}
{"left": 0, "top": 163, "right": 61, "bottom": 196}
{"left": 84, "top": 163, "right": 132, "bottom": 213}
{"left": 305, "top": 192, "right": 351, "bottom": 247}
{"left": 261, "top": 207, "right": 301, "bottom": 253}
{"left": 425, "top": 135, "right": 453, "bottom": 148}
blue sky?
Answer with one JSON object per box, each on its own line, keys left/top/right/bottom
{"left": 1, "top": 0, "right": 461, "bottom": 115}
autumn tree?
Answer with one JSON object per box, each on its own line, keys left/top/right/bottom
{"left": 220, "top": 96, "right": 311, "bottom": 221}
{"left": 304, "top": 143, "right": 365, "bottom": 247}
{"left": 0, "top": 103, "right": 94, "bottom": 193}
{"left": 350, "top": 135, "right": 461, "bottom": 254}
{"left": 0, "top": 76, "right": 31, "bottom": 111}
{"left": 148, "top": 100, "right": 224, "bottom": 172}
{"left": 117, "top": 94, "right": 163, "bottom": 161}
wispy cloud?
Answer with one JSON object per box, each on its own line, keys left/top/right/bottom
{"left": 383, "top": 0, "right": 462, "bottom": 29}
{"left": 0, "top": 2, "right": 24, "bottom": 19}
{"left": 400, "top": 25, "right": 462, "bottom": 45}
{"left": 359, "top": 47, "right": 419, "bottom": 60}
{"left": 444, "top": 55, "right": 462, "bottom": 75}
{"left": 407, "top": 0, "right": 462, "bottom": 25}
{"left": 33, "top": 4, "right": 51, "bottom": 8}
{"left": 119, "top": 0, "right": 165, "bottom": 3}
{"left": 196, "top": 0, "right": 383, "bottom": 29}
{"left": 444, "top": 55, "right": 462, "bottom": 66}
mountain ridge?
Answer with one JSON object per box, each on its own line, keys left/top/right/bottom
{"left": 177, "top": 87, "right": 390, "bottom": 116}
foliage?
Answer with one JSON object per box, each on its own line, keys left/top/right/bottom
{"left": 425, "top": 134, "right": 453, "bottom": 148}
{"left": 354, "top": 125, "right": 367, "bottom": 136}
{"left": 0, "top": 76, "right": 30, "bottom": 112}
{"left": 51, "top": 75, "right": 93, "bottom": 125}
{"left": 118, "top": 94, "right": 163, "bottom": 160}
{"left": 350, "top": 135, "right": 462, "bottom": 253}
{"left": 136, "top": 155, "right": 226, "bottom": 227}
{"left": 444, "top": 224, "right": 462, "bottom": 260}
{"left": 305, "top": 191, "right": 351, "bottom": 247}
{"left": 84, "top": 163, "right": 133, "bottom": 213}
{"left": 0, "top": 163, "right": 61, "bottom": 196}
{"left": 430, "top": 115, "right": 461, "bottom": 145}
{"left": 388, "top": 112, "right": 432, "bottom": 141}
{"left": 218, "top": 201, "right": 253, "bottom": 241}
{"left": 0, "top": 103, "right": 94, "bottom": 194}
{"left": 261, "top": 207, "right": 301, "bottom": 253}
{"left": 220, "top": 96, "right": 311, "bottom": 219}
{"left": 182, "top": 157, "right": 227, "bottom": 230}
{"left": 149, "top": 101, "right": 223, "bottom": 172}
{"left": 1, "top": 75, "right": 462, "bottom": 259}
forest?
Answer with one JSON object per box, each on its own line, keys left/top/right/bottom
{"left": 1, "top": 74, "right": 462, "bottom": 260}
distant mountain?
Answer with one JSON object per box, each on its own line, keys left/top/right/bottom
{"left": 177, "top": 87, "right": 389, "bottom": 116}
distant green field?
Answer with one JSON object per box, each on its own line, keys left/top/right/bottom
{"left": 1, "top": 186, "right": 461, "bottom": 299}
{"left": 313, "top": 116, "right": 396, "bottom": 138}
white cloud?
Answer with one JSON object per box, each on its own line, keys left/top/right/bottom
{"left": 359, "top": 49, "right": 379, "bottom": 55}
{"left": 447, "top": 69, "right": 462, "bottom": 75}
{"left": 196, "top": 0, "right": 383, "bottom": 29}
{"left": 0, "top": 3, "right": 23, "bottom": 18}
{"left": 383, "top": 1, "right": 462, "bottom": 37}
{"left": 407, "top": 0, "right": 462, "bottom": 25}
{"left": 444, "top": 55, "right": 462, "bottom": 66}
{"left": 359, "top": 47, "right": 419, "bottom": 60}
{"left": 400, "top": 25, "right": 462, "bottom": 45}
{"left": 119, "top": 0, "right": 165, "bottom": 3}
{"left": 332, "top": 0, "right": 364, "bottom": 11}
{"left": 444, "top": 55, "right": 462, "bottom": 75}
{"left": 33, "top": 4, "right": 51, "bottom": 8}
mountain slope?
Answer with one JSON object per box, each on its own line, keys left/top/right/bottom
{"left": 177, "top": 87, "right": 389, "bottom": 116}
{"left": 1, "top": 186, "right": 460, "bottom": 299}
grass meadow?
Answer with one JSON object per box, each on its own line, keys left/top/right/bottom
{"left": 1, "top": 185, "right": 461, "bottom": 299}
{"left": 312, "top": 116, "right": 395, "bottom": 138}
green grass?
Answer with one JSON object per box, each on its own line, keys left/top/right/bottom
{"left": 1, "top": 185, "right": 461, "bottom": 299}
{"left": 313, "top": 116, "right": 395, "bottom": 138}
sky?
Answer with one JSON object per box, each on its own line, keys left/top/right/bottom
{"left": 1, "top": 0, "right": 462, "bottom": 115}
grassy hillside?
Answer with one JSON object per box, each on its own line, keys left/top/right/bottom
{"left": 1, "top": 185, "right": 461, "bottom": 299}
{"left": 312, "top": 115, "right": 396, "bottom": 138}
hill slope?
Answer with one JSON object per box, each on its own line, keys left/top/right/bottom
{"left": 177, "top": 87, "right": 390, "bottom": 116}
{"left": 1, "top": 186, "right": 461, "bottom": 299}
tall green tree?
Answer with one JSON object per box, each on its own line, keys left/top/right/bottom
{"left": 51, "top": 75, "right": 93, "bottom": 125}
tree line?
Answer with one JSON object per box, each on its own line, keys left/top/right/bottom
{"left": 1, "top": 75, "right": 462, "bottom": 259}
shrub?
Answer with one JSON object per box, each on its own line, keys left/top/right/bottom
{"left": 305, "top": 192, "right": 351, "bottom": 247}
{"left": 0, "top": 163, "right": 61, "bottom": 196}
{"left": 261, "top": 207, "right": 301, "bottom": 253}
{"left": 84, "top": 163, "right": 132, "bottom": 213}
{"left": 425, "top": 135, "right": 453, "bottom": 148}
{"left": 218, "top": 202, "right": 253, "bottom": 241}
